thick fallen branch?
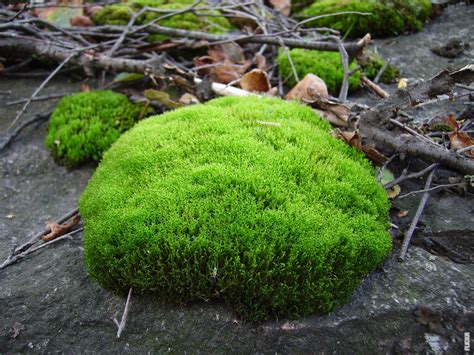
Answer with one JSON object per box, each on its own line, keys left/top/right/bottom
{"left": 359, "top": 122, "right": 474, "bottom": 174}
{"left": 0, "top": 37, "right": 183, "bottom": 79}
{"left": 76, "top": 24, "right": 369, "bottom": 56}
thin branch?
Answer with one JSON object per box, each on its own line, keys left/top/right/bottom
{"left": 13, "top": 207, "right": 79, "bottom": 255}
{"left": 0, "top": 110, "right": 51, "bottom": 152}
{"left": 398, "top": 182, "right": 462, "bottom": 199}
{"left": 384, "top": 163, "right": 438, "bottom": 190}
{"left": 374, "top": 60, "right": 389, "bottom": 84}
{"left": 6, "top": 93, "right": 66, "bottom": 106}
{"left": 116, "top": 287, "right": 133, "bottom": 338}
{"left": 5, "top": 52, "right": 74, "bottom": 132}
{"left": 0, "top": 228, "right": 83, "bottom": 270}
{"left": 389, "top": 118, "right": 440, "bottom": 147}
{"left": 398, "top": 169, "right": 436, "bottom": 262}
{"left": 278, "top": 37, "right": 299, "bottom": 83}
{"left": 361, "top": 75, "right": 389, "bottom": 98}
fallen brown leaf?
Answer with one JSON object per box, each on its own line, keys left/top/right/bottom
{"left": 208, "top": 43, "right": 245, "bottom": 64}
{"left": 398, "top": 210, "right": 409, "bottom": 218}
{"left": 179, "top": 93, "right": 199, "bottom": 105}
{"left": 286, "top": 74, "right": 329, "bottom": 101}
{"left": 446, "top": 113, "right": 459, "bottom": 131}
{"left": 333, "top": 128, "right": 389, "bottom": 165}
{"left": 266, "top": 0, "right": 291, "bottom": 16}
{"left": 387, "top": 185, "right": 401, "bottom": 199}
{"left": 449, "top": 131, "right": 474, "bottom": 157}
{"left": 240, "top": 69, "right": 271, "bottom": 93}
{"left": 255, "top": 54, "right": 267, "bottom": 71}
{"left": 42, "top": 215, "right": 81, "bottom": 242}
{"left": 70, "top": 15, "right": 93, "bottom": 27}
{"left": 81, "top": 81, "right": 90, "bottom": 92}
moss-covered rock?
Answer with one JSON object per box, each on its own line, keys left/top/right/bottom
{"left": 45, "top": 90, "right": 150, "bottom": 167}
{"left": 358, "top": 51, "right": 399, "bottom": 83}
{"left": 300, "top": 0, "right": 432, "bottom": 38}
{"left": 93, "top": 0, "right": 233, "bottom": 40}
{"left": 277, "top": 49, "right": 361, "bottom": 93}
{"left": 80, "top": 96, "right": 392, "bottom": 321}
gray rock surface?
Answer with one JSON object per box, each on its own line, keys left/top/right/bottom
{"left": 1, "top": 4, "right": 473, "bottom": 353}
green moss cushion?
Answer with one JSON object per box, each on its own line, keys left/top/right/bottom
{"left": 300, "top": 0, "right": 432, "bottom": 38}
{"left": 45, "top": 90, "right": 150, "bottom": 167}
{"left": 80, "top": 96, "right": 392, "bottom": 321}
{"left": 277, "top": 49, "right": 361, "bottom": 93}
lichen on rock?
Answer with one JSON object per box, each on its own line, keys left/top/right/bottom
{"left": 79, "top": 96, "right": 392, "bottom": 321}
{"left": 45, "top": 90, "right": 150, "bottom": 167}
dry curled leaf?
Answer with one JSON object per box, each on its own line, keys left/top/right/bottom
{"left": 145, "top": 89, "right": 184, "bottom": 109}
{"left": 208, "top": 43, "right": 245, "bottom": 64}
{"left": 398, "top": 210, "right": 409, "bottom": 218}
{"left": 333, "top": 129, "right": 389, "bottom": 165}
{"left": 70, "top": 15, "right": 93, "bottom": 27}
{"left": 286, "top": 74, "right": 329, "bottom": 101}
{"left": 42, "top": 215, "right": 81, "bottom": 242}
{"left": 449, "top": 131, "right": 474, "bottom": 157}
{"left": 240, "top": 69, "right": 271, "bottom": 93}
{"left": 255, "top": 54, "right": 267, "bottom": 71}
{"left": 266, "top": 0, "right": 291, "bottom": 16}
{"left": 387, "top": 185, "right": 401, "bottom": 199}
{"left": 81, "top": 81, "right": 90, "bottom": 93}
{"left": 179, "top": 93, "right": 199, "bottom": 105}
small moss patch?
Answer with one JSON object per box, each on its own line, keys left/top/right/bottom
{"left": 277, "top": 49, "right": 361, "bottom": 93}
{"left": 93, "top": 0, "right": 233, "bottom": 40}
{"left": 300, "top": 0, "right": 432, "bottom": 38}
{"left": 45, "top": 90, "right": 150, "bottom": 167}
{"left": 358, "top": 51, "right": 399, "bottom": 83}
{"left": 80, "top": 96, "right": 392, "bottom": 321}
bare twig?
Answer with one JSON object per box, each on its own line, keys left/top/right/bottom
{"left": 115, "top": 287, "right": 133, "bottom": 338}
{"left": 389, "top": 119, "right": 440, "bottom": 147}
{"left": 361, "top": 75, "right": 389, "bottom": 98}
{"left": 13, "top": 207, "right": 79, "bottom": 255}
{"left": 0, "top": 110, "right": 51, "bottom": 152}
{"left": 0, "top": 227, "right": 83, "bottom": 270}
{"left": 384, "top": 163, "right": 438, "bottom": 190}
{"left": 5, "top": 52, "right": 74, "bottom": 132}
{"left": 6, "top": 93, "right": 66, "bottom": 106}
{"left": 398, "top": 182, "right": 462, "bottom": 199}
{"left": 398, "top": 169, "right": 436, "bottom": 261}
{"left": 374, "top": 60, "right": 389, "bottom": 84}
{"left": 278, "top": 37, "right": 299, "bottom": 83}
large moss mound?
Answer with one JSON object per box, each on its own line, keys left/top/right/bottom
{"left": 45, "top": 90, "right": 150, "bottom": 167}
{"left": 80, "top": 96, "right": 392, "bottom": 321}
{"left": 277, "top": 49, "right": 361, "bottom": 93}
{"left": 93, "top": 0, "right": 233, "bottom": 38}
{"left": 300, "top": 0, "right": 432, "bottom": 38}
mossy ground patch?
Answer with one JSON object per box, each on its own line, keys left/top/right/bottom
{"left": 80, "top": 96, "right": 392, "bottom": 321}
{"left": 300, "top": 0, "right": 432, "bottom": 38}
{"left": 277, "top": 49, "right": 361, "bottom": 93}
{"left": 45, "top": 90, "right": 150, "bottom": 167}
